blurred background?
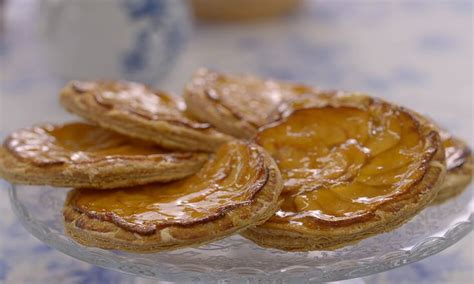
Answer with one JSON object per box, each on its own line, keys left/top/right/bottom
{"left": 0, "top": 0, "right": 472, "bottom": 283}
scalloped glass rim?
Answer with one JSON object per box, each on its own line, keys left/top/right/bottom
{"left": 7, "top": 183, "right": 473, "bottom": 283}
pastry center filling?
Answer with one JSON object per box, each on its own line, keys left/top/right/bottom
{"left": 6, "top": 122, "right": 163, "bottom": 165}
{"left": 256, "top": 105, "right": 428, "bottom": 226}
{"left": 69, "top": 142, "right": 267, "bottom": 232}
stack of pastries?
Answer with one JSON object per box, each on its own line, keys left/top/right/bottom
{"left": 0, "top": 69, "right": 472, "bottom": 252}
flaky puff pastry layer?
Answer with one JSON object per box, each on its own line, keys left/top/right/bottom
{"left": 184, "top": 68, "right": 317, "bottom": 139}
{"left": 432, "top": 134, "right": 472, "bottom": 203}
{"left": 406, "top": 112, "right": 473, "bottom": 204}
{"left": 185, "top": 69, "right": 471, "bottom": 204}
{"left": 63, "top": 140, "right": 283, "bottom": 252}
{"left": 0, "top": 122, "right": 208, "bottom": 189}
{"left": 60, "top": 80, "right": 232, "bottom": 152}
{"left": 242, "top": 94, "right": 446, "bottom": 251}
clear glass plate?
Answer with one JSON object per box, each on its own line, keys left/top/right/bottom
{"left": 8, "top": 183, "right": 473, "bottom": 283}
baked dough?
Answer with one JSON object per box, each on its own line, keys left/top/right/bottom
{"left": 433, "top": 133, "right": 472, "bottom": 203}
{"left": 405, "top": 114, "right": 473, "bottom": 204}
{"left": 184, "top": 68, "right": 317, "bottom": 138}
{"left": 242, "top": 94, "right": 446, "bottom": 251}
{"left": 0, "top": 122, "right": 207, "bottom": 189}
{"left": 60, "top": 80, "right": 232, "bottom": 152}
{"left": 185, "top": 69, "right": 471, "bottom": 203}
{"left": 63, "top": 140, "right": 283, "bottom": 252}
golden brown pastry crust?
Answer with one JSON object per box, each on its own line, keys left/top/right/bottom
{"left": 405, "top": 114, "right": 473, "bottom": 204}
{"left": 186, "top": 67, "right": 470, "bottom": 204}
{"left": 242, "top": 93, "right": 447, "bottom": 251}
{"left": 433, "top": 139, "right": 472, "bottom": 204}
{"left": 184, "top": 68, "right": 317, "bottom": 138}
{"left": 0, "top": 123, "right": 208, "bottom": 189}
{"left": 60, "top": 80, "right": 232, "bottom": 152}
{"left": 185, "top": 70, "right": 471, "bottom": 204}
{"left": 63, "top": 141, "right": 283, "bottom": 252}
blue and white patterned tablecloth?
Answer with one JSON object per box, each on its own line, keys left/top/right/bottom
{"left": 0, "top": 1, "right": 472, "bottom": 283}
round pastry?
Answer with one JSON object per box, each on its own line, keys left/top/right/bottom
{"left": 184, "top": 68, "right": 316, "bottom": 138}
{"left": 60, "top": 80, "right": 232, "bottom": 152}
{"left": 63, "top": 140, "right": 283, "bottom": 252}
{"left": 433, "top": 132, "right": 472, "bottom": 203}
{"left": 0, "top": 122, "right": 207, "bottom": 189}
{"left": 242, "top": 94, "right": 446, "bottom": 251}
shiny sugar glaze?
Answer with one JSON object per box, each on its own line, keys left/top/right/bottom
{"left": 72, "top": 81, "right": 211, "bottom": 129}
{"left": 193, "top": 69, "right": 314, "bottom": 127}
{"left": 4, "top": 122, "right": 168, "bottom": 165}
{"left": 68, "top": 141, "right": 268, "bottom": 234}
{"left": 439, "top": 131, "right": 471, "bottom": 171}
{"left": 256, "top": 103, "right": 433, "bottom": 228}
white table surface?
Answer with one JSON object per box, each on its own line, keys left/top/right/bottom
{"left": 0, "top": 1, "right": 472, "bottom": 283}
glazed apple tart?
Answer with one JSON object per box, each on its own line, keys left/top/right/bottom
{"left": 63, "top": 140, "right": 283, "bottom": 252}
{"left": 184, "top": 68, "right": 316, "bottom": 138}
{"left": 1, "top": 69, "right": 469, "bottom": 253}
{"left": 60, "top": 80, "right": 231, "bottom": 152}
{"left": 0, "top": 122, "right": 207, "bottom": 189}
{"left": 242, "top": 94, "right": 447, "bottom": 251}
{"left": 184, "top": 69, "right": 470, "bottom": 204}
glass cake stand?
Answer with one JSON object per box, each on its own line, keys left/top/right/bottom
{"left": 8, "top": 183, "right": 473, "bottom": 283}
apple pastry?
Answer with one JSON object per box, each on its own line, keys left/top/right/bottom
{"left": 63, "top": 140, "right": 283, "bottom": 252}
{"left": 0, "top": 122, "right": 207, "bottom": 189}
{"left": 60, "top": 80, "right": 232, "bottom": 152}
{"left": 242, "top": 94, "right": 446, "bottom": 251}
{"left": 184, "top": 68, "right": 316, "bottom": 138}
{"left": 433, "top": 132, "right": 472, "bottom": 203}
{"left": 185, "top": 69, "right": 471, "bottom": 203}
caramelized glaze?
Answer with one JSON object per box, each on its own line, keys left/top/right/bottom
{"left": 4, "top": 123, "right": 172, "bottom": 166}
{"left": 72, "top": 81, "right": 211, "bottom": 129}
{"left": 191, "top": 69, "right": 315, "bottom": 127}
{"left": 256, "top": 102, "right": 435, "bottom": 228}
{"left": 69, "top": 141, "right": 268, "bottom": 234}
{"left": 440, "top": 131, "right": 471, "bottom": 171}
